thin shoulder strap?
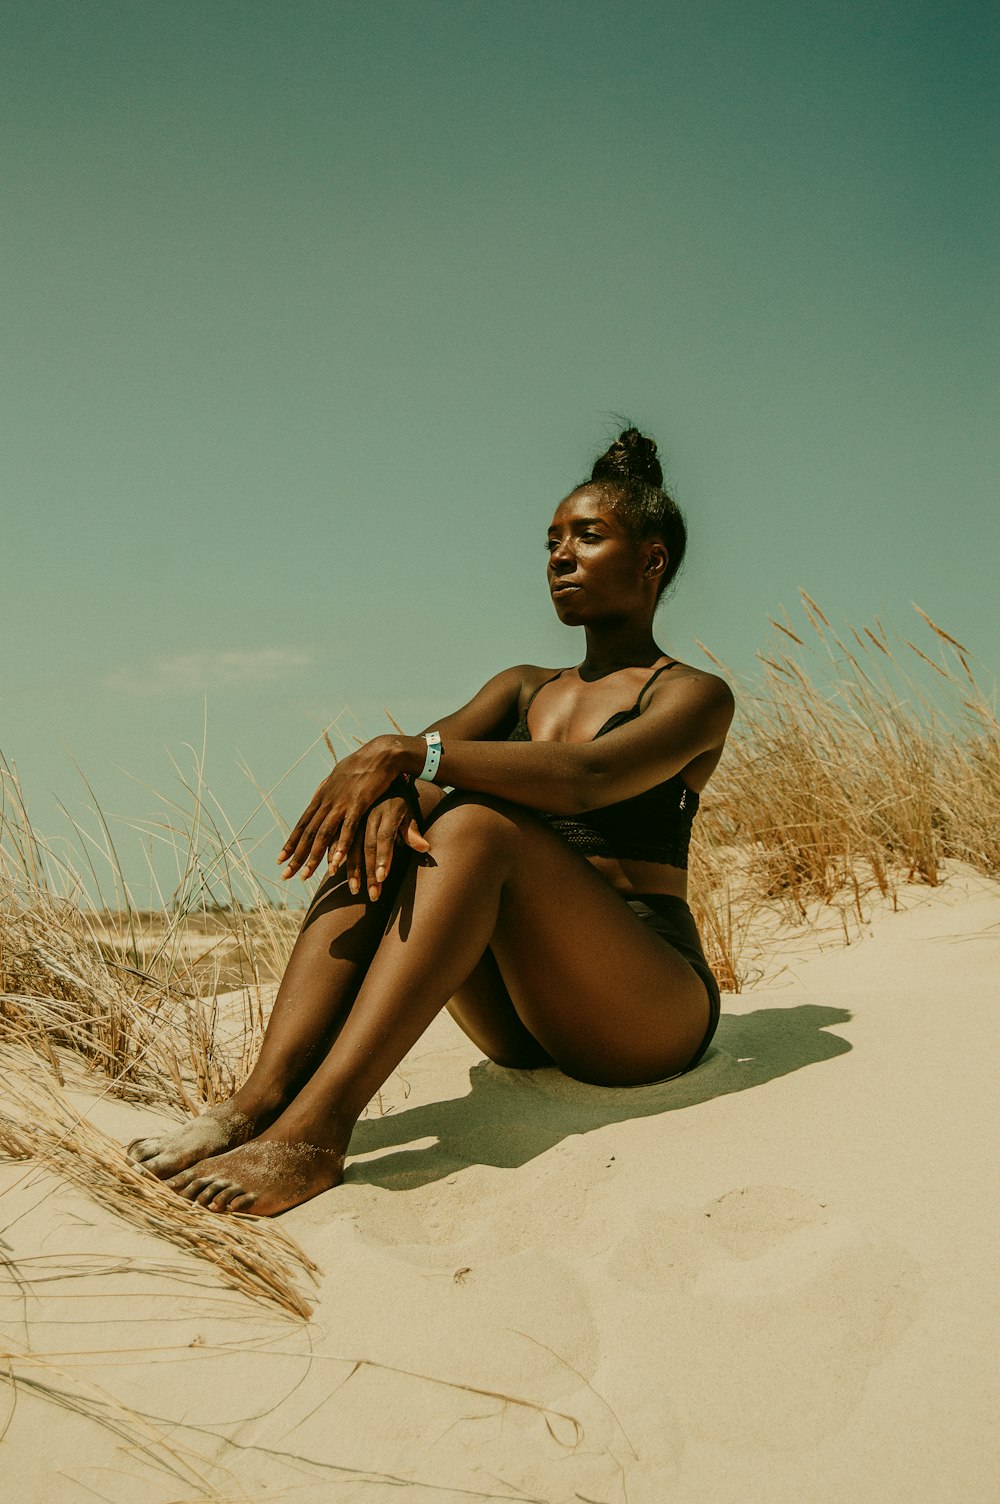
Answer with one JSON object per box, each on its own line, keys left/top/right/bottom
{"left": 635, "top": 658, "right": 679, "bottom": 711}
{"left": 523, "top": 669, "right": 567, "bottom": 713}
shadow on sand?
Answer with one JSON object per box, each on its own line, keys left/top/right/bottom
{"left": 346, "top": 1003, "right": 852, "bottom": 1192}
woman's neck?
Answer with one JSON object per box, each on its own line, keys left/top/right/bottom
{"left": 579, "top": 622, "right": 665, "bottom": 680}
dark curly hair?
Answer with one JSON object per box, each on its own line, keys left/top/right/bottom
{"left": 583, "top": 425, "right": 687, "bottom": 596}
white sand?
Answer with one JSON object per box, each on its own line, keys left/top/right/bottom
{"left": 2, "top": 865, "right": 999, "bottom": 1503}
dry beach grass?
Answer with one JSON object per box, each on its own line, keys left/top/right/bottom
{"left": 688, "top": 596, "right": 999, "bottom": 986}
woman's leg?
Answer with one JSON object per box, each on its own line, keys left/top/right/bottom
{"left": 128, "top": 784, "right": 481, "bottom": 1177}
{"left": 168, "top": 794, "right": 711, "bottom": 1215}
{"left": 446, "top": 947, "right": 555, "bottom": 1069}
{"left": 126, "top": 870, "right": 407, "bottom": 1177}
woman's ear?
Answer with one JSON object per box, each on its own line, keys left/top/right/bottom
{"left": 643, "top": 542, "right": 668, "bottom": 579}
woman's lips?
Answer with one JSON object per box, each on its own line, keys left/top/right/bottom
{"left": 551, "top": 581, "right": 581, "bottom": 596}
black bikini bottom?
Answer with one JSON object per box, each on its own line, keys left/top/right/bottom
{"left": 625, "top": 893, "right": 722, "bottom": 1074}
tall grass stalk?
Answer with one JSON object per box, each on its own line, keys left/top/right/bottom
{"left": 689, "top": 598, "right": 999, "bottom": 980}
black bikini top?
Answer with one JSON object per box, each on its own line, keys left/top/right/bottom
{"left": 507, "top": 660, "right": 699, "bottom": 868}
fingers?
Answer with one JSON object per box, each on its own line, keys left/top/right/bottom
{"left": 351, "top": 801, "right": 426, "bottom": 903}
{"left": 278, "top": 792, "right": 321, "bottom": 864}
{"left": 402, "top": 818, "right": 431, "bottom": 854}
{"left": 279, "top": 771, "right": 348, "bottom": 876}
{"left": 301, "top": 811, "right": 356, "bottom": 882}
{"left": 279, "top": 758, "right": 403, "bottom": 879}
{"left": 362, "top": 806, "right": 399, "bottom": 902}
{"left": 281, "top": 796, "right": 357, "bottom": 883}
{"left": 280, "top": 811, "right": 328, "bottom": 880}
{"left": 283, "top": 792, "right": 426, "bottom": 890}
{"left": 363, "top": 814, "right": 382, "bottom": 900}
{"left": 279, "top": 802, "right": 327, "bottom": 877}
{"left": 280, "top": 810, "right": 342, "bottom": 882}
{"left": 365, "top": 807, "right": 433, "bottom": 901}
{"left": 345, "top": 805, "right": 389, "bottom": 898}
{"left": 366, "top": 806, "right": 403, "bottom": 896}
{"left": 345, "top": 826, "right": 366, "bottom": 897}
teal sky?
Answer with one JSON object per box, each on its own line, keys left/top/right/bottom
{"left": 3, "top": 0, "right": 997, "bottom": 900}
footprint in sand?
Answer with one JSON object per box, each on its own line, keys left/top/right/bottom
{"left": 608, "top": 1184, "right": 923, "bottom": 1452}
{"left": 319, "top": 1181, "right": 603, "bottom": 1408}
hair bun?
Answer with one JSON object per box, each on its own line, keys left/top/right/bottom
{"left": 590, "top": 426, "right": 663, "bottom": 490}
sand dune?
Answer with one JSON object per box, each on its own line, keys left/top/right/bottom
{"left": 2, "top": 864, "right": 998, "bottom": 1503}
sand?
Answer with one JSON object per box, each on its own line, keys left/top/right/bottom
{"left": 2, "top": 863, "right": 999, "bottom": 1503}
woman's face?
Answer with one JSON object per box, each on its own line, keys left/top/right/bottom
{"left": 546, "top": 487, "right": 663, "bottom": 624}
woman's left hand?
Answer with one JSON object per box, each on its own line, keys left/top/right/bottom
{"left": 278, "top": 736, "right": 411, "bottom": 880}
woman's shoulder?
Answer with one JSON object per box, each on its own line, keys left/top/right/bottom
{"left": 510, "top": 664, "right": 567, "bottom": 712}
{"left": 648, "top": 659, "right": 736, "bottom": 727}
{"left": 665, "top": 658, "right": 733, "bottom": 695}
{"left": 457, "top": 664, "right": 566, "bottom": 724}
{"left": 476, "top": 664, "right": 564, "bottom": 697}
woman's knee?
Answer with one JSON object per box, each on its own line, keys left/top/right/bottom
{"left": 424, "top": 789, "right": 525, "bottom": 839}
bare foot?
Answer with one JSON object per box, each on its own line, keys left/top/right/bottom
{"left": 126, "top": 1102, "right": 257, "bottom": 1180}
{"left": 165, "top": 1137, "right": 345, "bottom": 1217}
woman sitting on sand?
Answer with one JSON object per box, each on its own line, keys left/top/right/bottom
{"left": 128, "top": 425, "right": 734, "bottom": 1216}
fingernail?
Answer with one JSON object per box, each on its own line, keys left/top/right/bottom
{"left": 349, "top": 878, "right": 359, "bottom": 895}
{"left": 369, "top": 885, "right": 380, "bottom": 901}
{"left": 376, "top": 865, "right": 386, "bottom": 880}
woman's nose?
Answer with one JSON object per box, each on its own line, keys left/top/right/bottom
{"left": 549, "top": 538, "right": 574, "bottom": 569}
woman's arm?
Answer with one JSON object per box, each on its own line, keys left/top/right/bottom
{"left": 415, "top": 664, "right": 540, "bottom": 743}
{"left": 402, "top": 669, "right": 734, "bottom": 813}
{"left": 336, "top": 666, "right": 538, "bottom": 897}
{"left": 280, "top": 669, "right": 733, "bottom": 880}
{"left": 279, "top": 665, "right": 538, "bottom": 880}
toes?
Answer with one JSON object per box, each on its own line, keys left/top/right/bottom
{"left": 164, "top": 1165, "right": 245, "bottom": 1210}
{"left": 129, "top": 1158, "right": 159, "bottom": 1182}
{"left": 168, "top": 1171, "right": 209, "bottom": 1198}
{"left": 165, "top": 1169, "right": 194, "bottom": 1191}
{"left": 194, "top": 1179, "right": 230, "bottom": 1208}
{"left": 230, "top": 1192, "right": 258, "bottom": 1215}
{"left": 126, "top": 1137, "right": 157, "bottom": 1163}
{"left": 209, "top": 1184, "right": 245, "bottom": 1214}
{"left": 214, "top": 1183, "right": 246, "bottom": 1212}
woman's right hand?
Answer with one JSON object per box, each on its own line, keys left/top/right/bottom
{"left": 346, "top": 791, "right": 431, "bottom": 902}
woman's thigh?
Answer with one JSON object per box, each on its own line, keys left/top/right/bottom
{"left": 446, "top": 947, "right": 555, "bottom": 1070}
{"left": 430, "top": 795, "right": 713, "bottom": 1086}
